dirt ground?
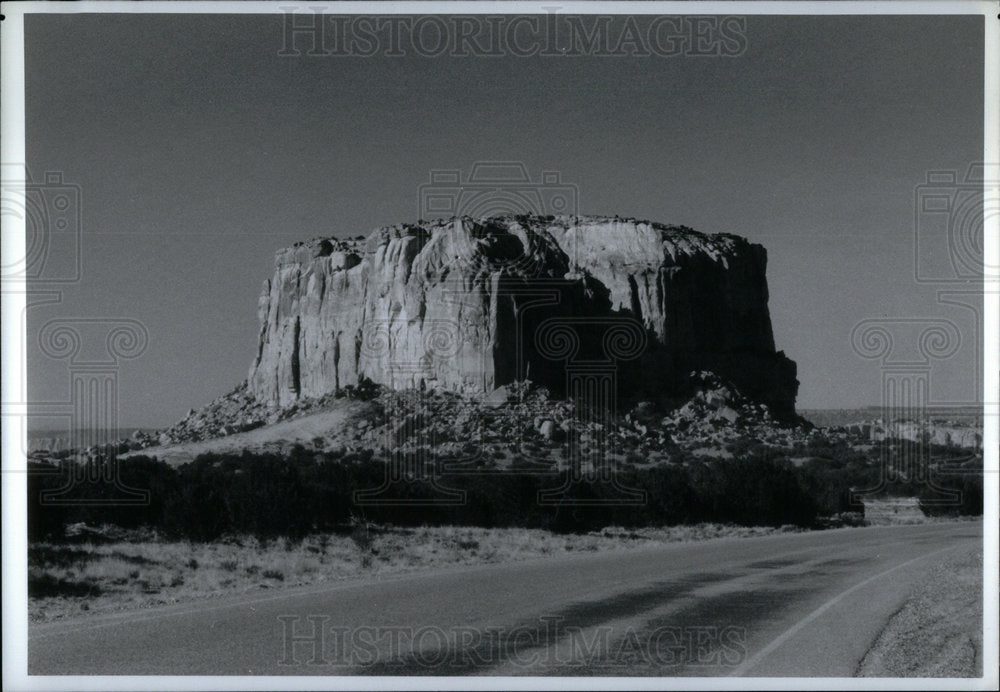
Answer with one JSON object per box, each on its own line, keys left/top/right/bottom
{"left": 857, "top": 542, "right": 983, "bottom": 677}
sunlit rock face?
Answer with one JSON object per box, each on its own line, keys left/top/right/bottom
{"left": 247, "top": 215, "right": 798, "bottom": 417}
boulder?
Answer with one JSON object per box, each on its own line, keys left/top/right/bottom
{"left": 538, "top": 419, "right": 556, "bottom": 440}
{"left": 717, "top": 406, "right": 740, "bottom": 424}
{"left": 631, "top": 401, "right": 659, "bottom": 423}
{"left": 483, "top": 385, "right": 514, "bottom": 408}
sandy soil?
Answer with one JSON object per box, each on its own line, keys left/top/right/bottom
{"left": 120, "top": 403, "right": 371, "bottom": 466}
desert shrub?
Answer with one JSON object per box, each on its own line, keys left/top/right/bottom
{"left": 795, "top": 461, "right": 857, "bottom": 515}
{"left": 687, "top": 455, "right": 818, "bottom": 527}
{"left": 349, "top": 525, "right": 373, "bottom": 552}
{"left": 43, "top": 445, "right": 985, "bottom": 541}
{"left": 919, "top": 464, "right": 984, "bottom": 517}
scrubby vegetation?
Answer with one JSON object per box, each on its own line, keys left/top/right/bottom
{"left": 26, "top": 441, "right": 982, "bottom": 620}
{"left": 29, "top": 523, "right": 809, "bottom": 622}
{"left": 28, "top": 441, "right": 982, "bottom": 544}
{"left": 29, "top": 451, "right": 808, "bottom": 541}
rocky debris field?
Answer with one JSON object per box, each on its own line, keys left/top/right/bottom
{"left": 111, "top": 372, "right": 824, "bottom": 469}
{"left": 49, "top": 368, "right": 984, "bottom": 473}
{"left": 834, "top": 419, "right": 982, "bottom": 450}
{"left": 801, "top": 407, "right": 983, "bottom": 450}
{"left": 129, "top": 381, "right": 273, "bottom": 449}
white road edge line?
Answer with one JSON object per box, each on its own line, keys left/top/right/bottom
{"left": 730, "top": 541, "right": 967, "bottom": 677}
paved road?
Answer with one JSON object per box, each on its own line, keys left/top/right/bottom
{"left": 28, "top": 522, "right": 982, "bottom": 676}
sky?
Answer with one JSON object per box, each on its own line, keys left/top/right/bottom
{"left": 23, "top": 12, "right": 985, "bottom": 428}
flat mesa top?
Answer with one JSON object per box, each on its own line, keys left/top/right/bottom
{"left": 281, "top": 214, "right": 750, "bottom": 264}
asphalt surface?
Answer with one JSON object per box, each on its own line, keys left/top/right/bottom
{"left": 28, "top": 521, "right": 982, "bottom": 676}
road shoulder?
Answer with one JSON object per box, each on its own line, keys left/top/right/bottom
{"left": 856, "top": 541, "right": 983, "bottom": 677}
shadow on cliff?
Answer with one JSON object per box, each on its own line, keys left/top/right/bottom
{"left": 491, "top": 272, "right": 801, "bottom": 425}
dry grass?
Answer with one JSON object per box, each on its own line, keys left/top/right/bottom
{"left": 29, "top": 523, "right": 801, "bottom": 622}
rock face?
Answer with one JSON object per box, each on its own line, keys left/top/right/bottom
{"left": 858, "top": 419, "right": 983, "bottom": 450}
{"left": 247, "top": 215, "right": 799, "bottom": 417}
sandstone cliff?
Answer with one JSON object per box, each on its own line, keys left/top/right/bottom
{"left": 247, "top": 215, "right": 799, "bottom": 417}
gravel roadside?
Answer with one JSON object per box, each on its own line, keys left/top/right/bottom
{"left": 856, "top": 541, "right": 983, "bottom": 677}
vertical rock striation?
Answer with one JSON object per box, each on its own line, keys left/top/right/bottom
{"left": 248, "top": 215, "right": 799, "bottom": 417}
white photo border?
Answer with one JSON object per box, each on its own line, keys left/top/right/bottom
{"left": 2, "top": 2, "right": 996, "bottom": 691}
